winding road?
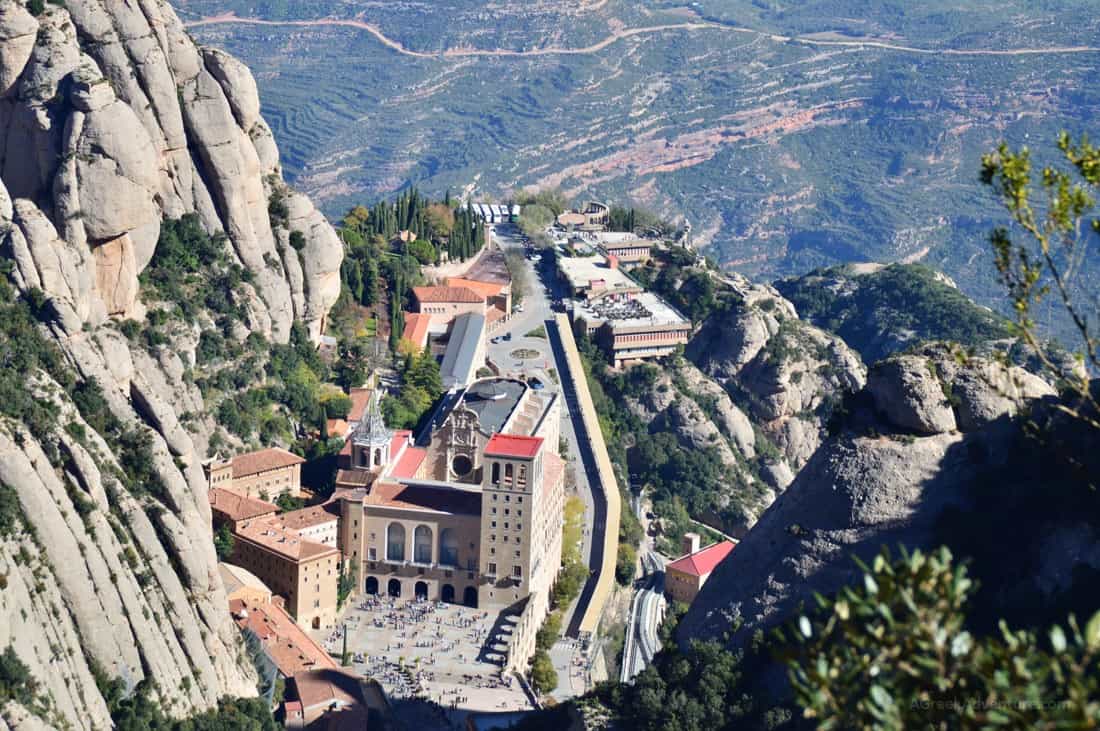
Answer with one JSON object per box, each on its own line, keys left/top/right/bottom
{"left": 184, "top": 13, "right": 1100, "bottom": 61}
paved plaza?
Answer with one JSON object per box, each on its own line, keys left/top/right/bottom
{"left": 315, "top": 595, "right": 536, "bottom": 725}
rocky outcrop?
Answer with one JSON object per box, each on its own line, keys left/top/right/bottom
{"left": 0, "top": 0, "right": 342, "bottom": 342}
{"left": 678, "top": 348, "right": 1073, "bottom": 654}
{"left": 689, "top": 272, "right": 867, "bottom": 488}
{"left": 0, "top": 2, "right": 345, "bottom": 728}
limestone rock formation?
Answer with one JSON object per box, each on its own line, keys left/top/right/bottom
{"left": 0, "top": 1, "right": 344, "bottom": 728}
{"left": 689, "top": 272, "right": 867, "bottom": 487}
{"left": 678, "top": 348, "right": 1073, "bottom": 654}
{"left": 0, "top": 0, "right": 342, "bottom": 341}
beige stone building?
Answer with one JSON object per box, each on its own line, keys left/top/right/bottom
{"left": 206, "top": 447, "right": 305, "bottom": 500}
{"left": 208, "top": 488, "right": 278, "bottom": 530}
{"left": 231, "top": 519, "right": 340, "bottom": 629}
{"left": 334, "top": 380, "right": 564, "bottom": 611}
{"left": 664, "top": 533, "right": 735, "bottom": 606}
{"left": 272, "top": 504, "right": 341, "bottom": 548}
{"left": 412, "top": 285, "right": 488, "bottom": 329}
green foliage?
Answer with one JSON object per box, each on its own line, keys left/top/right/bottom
{"left": 525, "top": 325, "right": 547, "bottom": 339}
{"left": 787, "top": 546, "right": 1100, "bottom": 729}
{"left": 140, "top": 215, "right": 249, "bottom": 327}
{"left": 615, "top": 542, "right": 636, "bottom": 585}
{"left": 25, "top": 0, "right": 45, "bottom": 16}
{"left": 0, "top": 482, "right": 23, "bottom": 539}
{"left": 337, "top": 561, "right": 356, "bottom": 609}
{"left": 776, "top": 263, "right": 1009, "bottom": 363}
{"left": 536, "top": 611, "right": 563, "bottom": 651}
{"left": 275, "top": 493, "right": 304, "bottom": 512}
{"left": 213, "top": 522, "right": 235, "bottom": 562}
{"left": 288, "top": 230, "right": 306, "bottom": 251}
{"left": 982, "top": 133, "right": 1100, "bottom": 427}
{"left": 0, "top": 646, "right": 39, "bottom": 709}
{"left": 592, "top": 638, "right": 755, "bottom": 731}
{"left": 528, "top": 648, "right": 558, "bottom": 695}
{"left": 381, "top": 347, "right": 443, "bottom": 429}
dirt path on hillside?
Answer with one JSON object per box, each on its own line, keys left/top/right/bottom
{"left": 185, "top": 12, "right": 1100, "bottom": 59}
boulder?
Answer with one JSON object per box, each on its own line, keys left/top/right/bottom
{"left": 867, "top": 355, "right": 957, "bottom": 434}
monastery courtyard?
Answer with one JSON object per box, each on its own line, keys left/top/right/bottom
{"left": 315, "top": 595, "right": 536, "bottom": 723}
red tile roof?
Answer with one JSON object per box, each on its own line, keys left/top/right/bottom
{"left": 208, "top": 488, "right": 278, "bottom": 522}
{"left": 275, "top": 504, "right": 340, "bottom": 531}
{"left": 388, "top": 430, "right": 411, "bottom": 458}
{"left": 485, "top": 434, "right": 543, "bottom": 459}
{"left": 347, "top": 388, "right": 373, "bottom": 423}
{"left": 230, "top": 598, "right": 337, "bottom": 676}
{"left": 446, "top": 277, "right": 505, "bottom": 298}
{"left": 666, "top": 541, "right": 735, "bottom": 578}
{"left": 230, "top": 447, "right": 304, "bottom": 478}
{"left": 413, "top": 285, "right": 485, "bottom": 305}
{"left": 401, "top": 313, "right": 432, "bottom": 348}
{"left": 235, "top": 520, "right": 339, "bottom": 562}
{"left": 390, "top": 447, "right": 427, "bottom": 479}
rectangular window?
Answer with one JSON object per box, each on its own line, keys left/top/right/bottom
{"left": 368, "top": 547, "right": 376, "bottom": 560}
{"left": 488, "top": 562, "right": 497, "bottom": 575}
{"left": 491, "top": 521, "right": 497, "bottom": 528}
{"left": 513, "top": 565, "right": 522, "bottom": 578}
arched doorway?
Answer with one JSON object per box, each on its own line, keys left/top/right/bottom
{"left": 414, "top": 581, "right": 428, "bottom": 600}
{"left": 463, "top": 586, "right": 478, "bottom": 608}
{"left": 365, "top": 576, "right": 379, "bottom": 595}
{"left": 388, "top": 578, "right": 401, "bottom": 597}
{"left": 441, "top": 584, "right": 455, "bottom": 603}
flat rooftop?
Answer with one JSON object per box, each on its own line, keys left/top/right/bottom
{"left": 557, "top": 253, "right": 638, "bottom": 294}
{"left": 575, "top": 291, "right": 690, "bottom": 330}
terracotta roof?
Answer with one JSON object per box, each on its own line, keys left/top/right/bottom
{"left": 347, "top": 388, "right": 373, "bottom": 423}
{"left": 446, "top": 277, "right": 505, "bottom": 298}
{"left": 230, "top": 447, "right": 304, "bottom": 478}
{"left": 485, "top": 434, "right": 543, "bottom": 459}
{"left": 412, "top": 285, "right": 485, "bottom": 305}
{"left": 275, "top": 504, "right": 340, "bottom": 531}
{"left": 486, "top": 306, "right": 507, "bottom": 326}
{"left": 209, "top": 488, "right": 278, "bottom": 522}
{"left": 326, "top": 419, "right": 349, "bottom": 438}
{"left": 666, "top": 541, "right": 735, "bottom": 578}
{"left": 230, "top": 598, "right": 337, "bottom": 676}
{"left": 335, "top": 468, "right": 374, "bottom": 488}
{"left": 389, "top": 429, "right": 411, "bottom": 458}
{"left": 401, "top": 312, "right": 432, "bottom": 348}
{"left": 390, "top": 447, "right": 427, "bottom": 479}
{"left": 291, "top": 668, "right": 364, "bottom": 712}
{"left": 235, "top": 520, "right": 338, "bottom": 562}
{"left": 364, "top": 481, "right": 481, "bottom": 516}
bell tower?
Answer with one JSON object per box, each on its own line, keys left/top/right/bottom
{"left": 351, "top": 390, "right": 394, "bottom": 472}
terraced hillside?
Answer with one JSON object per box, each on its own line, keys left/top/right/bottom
{"left": 179, "top": 0, "right": 1100, "bottom": 325}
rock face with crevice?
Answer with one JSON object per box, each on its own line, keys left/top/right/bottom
{"left": 0, "top": 2, "right": 343, "bottom": 728}
{"left": 677, "top": 345, "right": 1080, "bottom": 654}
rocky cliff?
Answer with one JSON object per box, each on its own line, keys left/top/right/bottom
{"left": 676, "top": 343, "right": 1100, "bottom": 653}
{"left": 0, "top": 1, "right": 343, "bottom": 728}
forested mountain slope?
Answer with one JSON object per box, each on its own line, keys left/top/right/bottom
{"left": 180, "top": 0, "right": 1100, "bottom": 339}
{"left": 0, "top": 1, "right": 342, "bottom": 727}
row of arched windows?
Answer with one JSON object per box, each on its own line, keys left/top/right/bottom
{"left": 386, "top": 522, "right": 460, "bottom": 566}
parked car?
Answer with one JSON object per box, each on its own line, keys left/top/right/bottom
{"left": 491, "top": 336, "right": 501, "bottom": 344}
{"left": 528, "top": 377, "right": 545, "bottom": 390}
{"left": 503, "top": 332, "right": 512, "bottom": 341}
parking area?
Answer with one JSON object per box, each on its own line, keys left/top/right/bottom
{"left": 316, "top": 595, "right": 535, "bottom": 718}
